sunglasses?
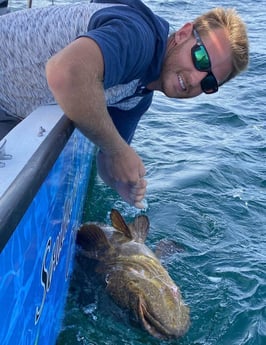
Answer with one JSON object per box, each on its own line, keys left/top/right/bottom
{"left": 191, "top": 29, "right": 219, "bottom": 94}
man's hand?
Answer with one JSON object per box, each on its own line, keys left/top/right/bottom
{"left": 97, "top": 148, "right": 147, "bottom": 208}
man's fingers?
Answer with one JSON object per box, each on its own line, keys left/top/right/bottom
{"left": 134, "top": 201, "right": 146, "bottom": 209}
{"left": 129, "top": 178, "right": 147, "bottom": 208}
{"left": 132, "top": 178, "right": 147, "bottom": 189}
{"left": 139, "top": 165, "right": 146, "bottom": 179}
{"left": 113, "top": 178, "right": 147, "bottom": 208}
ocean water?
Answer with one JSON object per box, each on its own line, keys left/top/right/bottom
{"left": 10, "top": 0, "right": 266, "bottom": 344}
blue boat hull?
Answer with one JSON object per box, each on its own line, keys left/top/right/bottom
{"left": 0, "top": 126, "right": 94, "bottom": 345}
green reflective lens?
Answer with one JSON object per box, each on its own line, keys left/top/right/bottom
{"left": 194, "top": 46, "right": 210, "bottom": 70}
{"left": 192, "top": 28, "right": 219, "bottom": 94}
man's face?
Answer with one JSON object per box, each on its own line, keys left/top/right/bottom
{"left": 157, "top": 23, "right": 232, "bottom": 99}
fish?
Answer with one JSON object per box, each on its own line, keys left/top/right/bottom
{"left": 76, "top": 209, "right": 190, "bottom": 339}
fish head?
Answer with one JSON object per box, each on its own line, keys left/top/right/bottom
{"left": 106, "top": 263, "right": 190, "bottom": 339}
{"left": 134, "top": 272, "right": 189, "bottom": 338}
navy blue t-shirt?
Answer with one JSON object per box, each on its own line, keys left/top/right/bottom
{"left": 81, "top": 0, "right": 169, "bottom": 143}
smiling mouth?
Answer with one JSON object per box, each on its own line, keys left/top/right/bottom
{"left": 177, "top": 74, "right": 187, "bottom": 91}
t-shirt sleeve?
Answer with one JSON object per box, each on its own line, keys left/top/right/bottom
{"left": 79, "top": 6, "right": 157, "bottom": 88}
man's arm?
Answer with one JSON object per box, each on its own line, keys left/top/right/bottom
{"left": 46, "top": 37, "right": 147, "bottom": 207}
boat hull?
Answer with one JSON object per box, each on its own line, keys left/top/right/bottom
{"left": 0, "top": 106, "right": 94, "bottom": 345}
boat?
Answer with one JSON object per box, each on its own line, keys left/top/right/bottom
{"left": 1, "top": 1, "right": 95, "bottom": 341}
{"left": 0, "top": 107, "right": 94, "bottom": 344}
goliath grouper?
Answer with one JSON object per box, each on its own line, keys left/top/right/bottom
{"left": 76, "top": 209, "right": 190, "bottom": 339}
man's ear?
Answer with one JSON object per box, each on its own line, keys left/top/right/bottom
{"left": 174, "top": 22, "right": 194, "bottom": 45}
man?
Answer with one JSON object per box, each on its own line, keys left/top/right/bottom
{"left": 0, "top": 0, "right": 249, "bottom": 208}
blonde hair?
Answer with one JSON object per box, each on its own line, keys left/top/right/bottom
{"left": 193, "top": 8, "right": 249, "bottom": 83}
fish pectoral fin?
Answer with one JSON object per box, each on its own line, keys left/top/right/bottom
{"left": 129, "top": 215, "right": 150, "bottom": 243}
{"left": 110, "top": 209, "right": 133, "bottom": 239}
{"left": 76, "top": 224, "right": 111, "bottom": 253}
{"left": 154, "top": 239, "right": 184, "bottom": 260}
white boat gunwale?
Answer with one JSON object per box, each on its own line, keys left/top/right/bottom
{"left": 0, "top": 106, "right": 74, "bottom": 253}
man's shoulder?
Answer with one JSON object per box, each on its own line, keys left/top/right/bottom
{"left": 88, "top": 0, "right": 169, "bottom": 36}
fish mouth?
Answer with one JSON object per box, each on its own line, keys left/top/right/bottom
{"left": 137, "top": 297, "right": 180, "bottom": 339}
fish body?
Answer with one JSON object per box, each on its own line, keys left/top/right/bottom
{"left": 77, "top": 209, "right": 190, "bottom": 339}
